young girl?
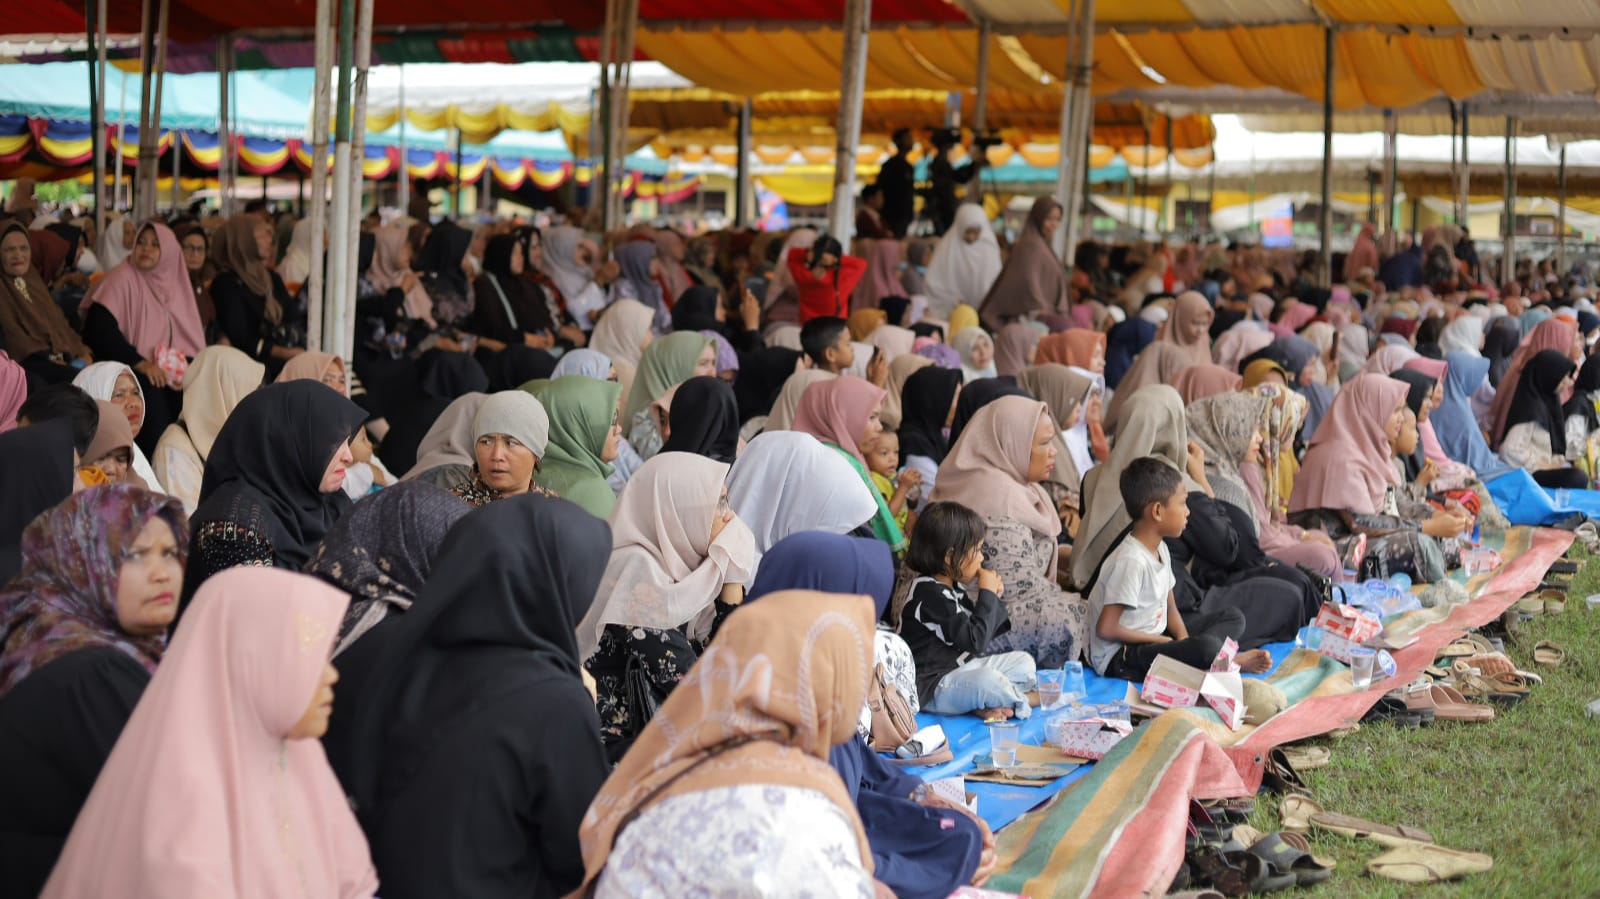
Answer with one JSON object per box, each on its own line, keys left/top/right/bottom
{"left": 898, "top": 501, "right": 1036, "bottom": 720}
{"left": 864, "top": 431, "right": 921, "bottom": 531}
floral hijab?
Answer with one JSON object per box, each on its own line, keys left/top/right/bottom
{"left": 1186, "top": 392, "right": 1271, "bottom": 534}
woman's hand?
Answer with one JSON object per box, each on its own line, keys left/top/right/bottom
{"left": 135, "top": 359, "right": 169, "bottom": 389}
{"left": 1421, "top": 511, "right": 1467, "bottom": 539}
{"left": 740, "top": 286, "right": 762, "bottom": 331}
{"left": 559, "top": 324, "right": 588, "bottom": 347}
{"left": 1415, "top": 460, "right": 1439, "bottom": 488}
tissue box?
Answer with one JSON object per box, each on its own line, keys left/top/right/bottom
{"left": 1315, "top": 603, "right": 1381, "bottom": 643}
{"left": 1047, "top": 716, "right": 1134, "bottom": 759}
{"left": 1315, "top": 629, "right": 1366, "bottom": 664}
{"left": 1138, "top": 641, "right": 1247, "bottom": 730}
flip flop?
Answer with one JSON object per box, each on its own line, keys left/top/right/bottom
{"left": 1548, "top": 560, "right": 1584, "bottom": 575}
{"left": 1248, "top": 831, "right": 1335, "bottom": 886}
{"left": 1540, "top": 589, "right": 1567, "bottom": 614}
{"left": 1278, "top": 794, "right": 1321, "bottom": 833}
{"left": 1403, "top": 683, "right": 1494, "bottom": 722}
{"left": 1514, "top": 596, "right": 1545, "bottom": 616}
{"left": 1534, "top": 641, "right": 1566, "bottom": 668}
{"left": 1261, "top": 748, "right": 1307, "bottom": 794}
{"left": 1366, "top": 843, "right": 1493, "bottom": 883}
{"left": 1279, "top": 744, "right": 1331, "bottom": 771}
{"left": 1309, "top": 809, "right": 1434, "bottom": 847}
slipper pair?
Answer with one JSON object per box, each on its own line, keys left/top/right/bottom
{"left": 1280, "top": 794, "right": 1433, "bottom": 847}
{"left": 1367, "top": 843, "right": 1494, "bottom": 883}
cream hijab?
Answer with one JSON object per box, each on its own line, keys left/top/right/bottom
{"left": 931, "top": 395, "right": 1061, "bottom": 541}
{"left": 765, "top": 368, "right": 836, "bottom": 432}
{"left": 161, "top": 345, "right": 265, "bottom": 460}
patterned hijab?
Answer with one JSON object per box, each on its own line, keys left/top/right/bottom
{"left": 305, "top": 481, "right": 470, "bottom": 655}
{"left": 0, "top": 485, "right": 187, "bottom": 698}
{"left": 1186, "top": 393, "right": 1271, "bottom": 534}
{"left": 1248, "top": 383, "right": 1309, "bottom": 520}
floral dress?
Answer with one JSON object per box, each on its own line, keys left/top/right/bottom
{"left": 586, "top": 624, "right": 698, "bottom": 765}
{"left": 979, "top": 517, "right": 1088, "bottom": 668}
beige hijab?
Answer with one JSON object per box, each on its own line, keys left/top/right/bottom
{"left": 931, "top": 394, "right": 1061, "bottom": 542}
{"left": 881, "top": 353, "right": 933, "bottom": 430}
{"left": 765, "top": 368, "right": 836, "bottom": 432}
{"left": 168, "top": 345, "right": 265, "bottom": 459}
{"left": 590, "top": 299, "right": 657, "bottom": 411}
{"left": 576, "top": 591, "right": 875, "bottom": 892}
{"left": 1016, "top": 363, "right": 1094, "bottom": 494}
{"left": 1103, "top": 343, "right": 1195, "bottom": 429}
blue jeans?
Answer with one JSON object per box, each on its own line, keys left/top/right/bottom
{"left": 923, "top": 651, "right": 1038, "bottom": 719}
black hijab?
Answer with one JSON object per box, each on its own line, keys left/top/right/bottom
{"left": 484, "top": 345, "right": 557, "bottom": 393}
{"left": 416, "top": 221, "right": 473, "bottom": 298}
{"left": 878, "top": 295, "right": 910, "bottom": 327}
{"left": 670, "top": 285, "right": 724, "bottom": 334}
{"left": 1390, "top": 368, "right": 1436, "bottom": 480}
{"left": 1505, "top": 349, "right": 1577, "bottom": 455}
{"left": 419, "top": 350, "right": 489, "bottom": 399}
{"left": 190, "top": 381, "right": 367, "bottom": 578}
{"left": 323, "top": 494, "right": 611, "bottom": 822}
{"left": 0, "top": 420, "right": 77, "bottom": 585}
{"left": 896, "top": 365, "right": 962, "bottom": 465}
{"left": 661, "top": 376, "right": 740, "bottom": 463}
{"left": 733, "top": 347, "right": 803, "bottom": 423}
{"left": 477, "top": 233, "right": 556, "bottom": 341}
{"left": 357, "top": 230, "right": 376, "bottom": 279}
{"left": 1564, "top": 352, "right": 1600, "bottom": 430}
{"left": 948, "top": 376, "right": 1031, "bottom": 448}
{"left": 1483, "top": 317, "right": 1522, "bottom": 387}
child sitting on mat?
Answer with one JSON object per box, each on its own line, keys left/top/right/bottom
{"left": 899, "top": 501, "right": 1036, "bottom": 720}
{"left": 1089, "top": 456, "right": 1269, "bottom": 680}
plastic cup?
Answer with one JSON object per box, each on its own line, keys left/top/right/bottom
{"left": 1349, "top": 645, "right": 1376, "bottom": 691}
{"left": 989, "top": 721, "right": 1020, "bottom": 768}
{"left": 1036, "top": 669, "right": 1064, "bottom": 710}
{"left": 1586, "top": 594, "right": 1600, "bottom": 612}
{"left": 1061, "top": 660, "right": 1087, "bottom": 704}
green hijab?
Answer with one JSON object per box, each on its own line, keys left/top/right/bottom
{"left": 620, "top": 331, "right": 712, "bottom": 426}
{"left": 829, "top": 444, "right": 908, "bottom": 555}
{"left": 522, "top": 376, "right": 622, "bottom": 519}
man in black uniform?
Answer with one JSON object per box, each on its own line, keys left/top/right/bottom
{"left": 926, "top": 128, "right": 979, "bottom": 237}
{"left": 875, "top": 128, "right": 917, "bottom": 238}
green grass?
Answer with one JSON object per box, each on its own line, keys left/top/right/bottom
{"left": 1239, "top": 543, "right": 1600, "bottom": 897}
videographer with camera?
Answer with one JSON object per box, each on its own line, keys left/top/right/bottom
{"left": 927, "top": 128, "right": 988, "bottom": 237}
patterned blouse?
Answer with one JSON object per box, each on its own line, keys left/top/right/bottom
{"left": 449, "top": 469, "right": 559, "bottom": 508}
{"left": 981, "top": 517, "right": 1088, "bottom": 669}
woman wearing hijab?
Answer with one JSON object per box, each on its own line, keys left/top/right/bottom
{"left": 396, "top": 391, "right": 486, "bottom": 491}
{"left": 576, "top": 592, "right": 877, "bottom": 898}
{"left": 448, "top": 390, "right": 554, "bottom": 507}
{"left": 523, "top": 376, "right": 623, "bottom": 519}
{"left": 622, "top": 331, "right": 716, "bottom": 457}
{"left": 793, "top": 377, "right": 907, "bottom": 554}
{"left": 1036, "top": 329, "right": 1106, "bottom": 373}
{"left": 854, "top": 240, "right": 904, "bottom": 313}
{"left": 1433, "top": 353, "right": 1514, "bottom": 482}
{"left": 515, "top": 227, "right": 587, "bottom": 351}
{"left": 590, "top": 298, "right": 656, "bottom": 408}
{"left": 469, "top": 233, "right": 556, "bottom": 351}
{"left": 654, "top": 230, "right": 694, "bottom": 307}
{"left": 374, "top": 349, "right": 490, "bottom": 476}
{"left": 321, "top": 497, "right": 609, "bottom": 899}
{"left": 0, "top": 351, "right": 24, "bottom": 430}
{"left": 1489, "top": 317, "right": 1582, "bottom": 447}
{"left": 611, "top": 241, "right": 669, "bottom": 332}
{"left": 184, "top": 381, "right": 367, "bottom": 603}
{"left": 95, "top": 213, "right": 133, "bottom": 272}
{"left": 541, "top": 226, "right": 609, "bottom": 331}
{"left": 727, "top": 431, "right": 880, "bottom": 578}
{"left": 1155, "top": 290, "right": 1215, "bottom": 366}
{"left": 77, "top": 400, "right": 142, "bottom": 487}
{"left": 579, "top": 453, "right": 756, "bottom": 762}
{"left": 929, "top": 396, "right": 1080, "bottom": 666}
{"left": 0, "top": 420, "right": 80, "bottom": 585}
{"left": 1288, "top": 374, "right": 1460, "bottom": 581}
{"left": 1171, "top": 364, "right": 1243, "bottom": 405}
{"left": 1017, "top": 364, "right": 1099, "bottom": 524}
{"left": 662, "top": 375, "right": 740, "bottom": 464}
{"left": 275, "top": 218, "right": 314, "bottom": 290}
{"left": 305, "top": 481, "right": 469, "bottom": 655}
{"left": 1343, "top": 222, "right": 1379, "bottom": 283}
{"left": 951, "top": 327, "right": 997, "bottom": 383}
{"left": 366, "top": 223, "right": 437, "bottom": 331}
{"left": 0, "top": 221, "right": 92, "bottom": 383}
{"left": 1500, "top": 349, "right": 1589, "bottom": 488}
{"left": 209, "top": 215, "right": 299, "bottom": 372}
{"left": 977, "top": 197, "right": 1068, "bottom": 331}
{"left": 672, "top": 283, "right": 762, "bottom": 354}
{"left": 744, "top": 534, "right": 990, "bottom": 899}
{"left": 923, "top": 205, "right": 1002, "bottom": 322}
{"left": 0, "top": 486, "right": 185, "bottom": 898}
{"left": 41, "top": 568, "right": 377, "bottom": 899}
{"left": 732, "top": 346, "right": 805, "bottom": 426}
{"left": 150, "top": 345, "right": 265, "bottom": 515}
{"left": 72, "top": 362, "right": 162, "bottom": 489}
{"left": 1563, "top": 352, "right": 1600, "bottom": 453}
{"left": 1103, "top": 343, "right": 1193, "bottom": 429}
{"left": 993, "top": 322, "right": 1041, "bottom": 377}
{"left": 881, "top": 351, "right": 932, "bottom": 431}
{"left": 1212, "top": 324, "right": 1275, "bottom": 374}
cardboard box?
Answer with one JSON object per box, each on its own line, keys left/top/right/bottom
{"left": 1047, "top": 716, "right": 1134, "bottom": 760}
{"left": 1315, "top": 603, "right": 1382, "bottom": 643}
{"left": 1138, "top": 641, "right": 1247, "bottom": 730}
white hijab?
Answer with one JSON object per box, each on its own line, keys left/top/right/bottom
{"left": 1439, "top": 316, "right": 1486, "bottom": 357}
{"left": 276, "top": 218, "right": 314, "bottom": 286}
{"left": 96, "top": 213, "right": 132, "bottom": 271}
{"left": 726, "top": 431, "right": 879, "bottom": 578}
{"left": 923, "top": 204, "right": 1001, "bottom": 320}
{"left": 951, "top": 327, "right": 997, "bottom": 383}
{"left": 71, "top": 362, "right": 165, "bottom": 494}
{"left": 1062, "top": 365, "right": 1103, "bottom": 486}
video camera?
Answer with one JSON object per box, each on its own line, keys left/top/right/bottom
{"left": 929, "top": 127, "right": 1003, "bottom": 155}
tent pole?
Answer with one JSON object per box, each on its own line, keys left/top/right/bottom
{"left": 341, "top": 0, "right": 373, "bottom": 364}
{"left": 328, "top": 0, "right": 356, "bottom": 359}
{"left": 1457, "top": 102, "right": 1470, "bottom": 226}
{"left": 1160, "top": 124, "right": 1172, "bottom": 233}
{"left": 114, "top": 74, "right": 128, "bottom": 210}
{"left": 1503, "top": 116, "right": 1516, "bottom": 284}
{"left": 453, "top": 129, "right": 464, "bottom": 214}
{"left": 1206, "top": 142, "right": 1215, "bottom": 226}
{"left": 735, "top": 97, "right": 752, "bottom": 229}
{"left": 89, "top": 0, "right": 107, "bottom": 236}
{"left": 1318, "top": 25, "right": 1334, "bottom": 287}
{"left": 597, "top": 0, "right": 615, "bottom": 233}
{"left": 973, "top": 20, "right": 991, "bottom": 135}
{"left": 1448, "top": 101, "right": 1458, "bottom": 224}
{"left": 1052, "top": 0, "right": 1081, "bottom": 258}
{"left": 1138, "top": 121, "right": 1150, "bottom": 237}
{"left": 170, "top": 130, "right": 181, "bottom": 211}
{"left": 828, "top": 0, "right": 871, "bottom": 244}
{"left": 134, "top": 0, "right": 155, "bottom": 221}
{"left": 611, "top": 0, "right": 639, "bottom": 230}
{"left": 306, "top": 0, "right": 334, "bottom": 353}
{"left": 217, "top": 36, "right": 231, "bottom": 216}
{"left": 1557, "top": 143, "right": 1568, "bottom": 275}
{"left": 396, "top": 65, "right": 407, "bottom": 215}
{"left": 1381, "top": 107, "right": 1396, "bottom": 236}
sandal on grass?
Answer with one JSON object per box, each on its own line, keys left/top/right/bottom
{"left": 1534, "top": 641, "right": 1566, "bottom": 668}
{"left": 1514, "top": 595, "right": 1545, "bottom": 616}
{"left": 1261, "top": 747, "right": 1307, "bottom": 794}
{"left": 1309, "top": 809, "right": 1435, "bottom": 847}
{"left": 1365, "top": 843, "right": 1493, "bottom": 883}
{"left": 1540, "top": 588, "right": 1567, "bottom": 614}
{"left": 1402, "top": 683, "right": 1494, "bottom": 722}
{"left": 1279, "top": 744, "right": 1331, "bottom": 772}
{"left": 1362, "top": 694, "right": 1432, "bottom": 728}
{"left": 1451, "top": 672, "right": 1528, "bottom": 707}
{"left": 1279, "top": 794, "right": 1321, "bottom": 833}
{"left": 1548, "top": 559, "right": 1584, "bottom": 575}
{"left": 1187, "top": 848, "right": 1253, "bottom": 897}
{"left": 1248, "top": 832, "right": 1335, "bottom": 887}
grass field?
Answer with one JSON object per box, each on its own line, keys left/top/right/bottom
{"left": 1239, "top": 544, "right": 1600, "bottom": 897}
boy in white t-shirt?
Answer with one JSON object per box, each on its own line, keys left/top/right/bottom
{"left": 1088, "top": 456, "right": 1265, "bottom": 680}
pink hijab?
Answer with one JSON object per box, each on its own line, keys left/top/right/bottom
{"left": 0, "top": 350, "right": 23, "bottom": 431}
{"left": 79, "top": 222, "right": 206, "bottom": 358}
{"left": 1172, "top": 364, "right": 1243, "bottom": 405}
{"left": 42, "top": 568, "right": 378, "bottom": 899}
{"left": 1361, "top": 344, "right": 1419, "bottom": 375}
{"left": 368, "top": 225, "right": 436, "bottom": 327}
{"left": 1289, "top": 373, "right": 1409, "bottom": 516}
{"left": 1272, "top": 300, "right": 1317, "bottom": 336}
{"left": 1489, "top": 317, "right": 1578, "bottom": 446}
{"left": 855, "top": 240, "right": 904, "bottom": 311}
{"left": 1155, "top": 290, "right": 1214, "bottom": 366}
{"left": 1212, "top": 325, "right": 1274, "bottom": 372}
{"left": 791, "top": 377, "right": 886, "bottom": 464}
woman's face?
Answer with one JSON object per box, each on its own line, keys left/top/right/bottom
{"left": 115, "top": 517, "right": 182, "bottom": 637}
{"left": 1085, "top": 391, "right": 1103, "bottom": 425}
{"left": 0, "top": 230, "right": 30, "bottom": 276}
{"left": 970, "top": 336, "right": 994, "bottom": 370}
{"left": 693, "top": 343, "right": 718, "bottom": 378}
{"left": 320, "top": 362, "right": 348, "bottom": 396}
{"left": 1090, "top": 341, "right": 1105, "bottom": 373}
{"left": 1059, "top": 400, "right": 1082, "bottom": 430}
{"left": 1026, "top": 415, "right": 1058, "bottom": 482}
{"left": 476, "top": 433, "right": 537, "bottom": 494}
{"left": 320, "top": 439, "right": 355, "bottom": 493}
{"left": 132, "top": 227, "right": 161, "bottom": 271}
{"left": 1183, "top": 307, "right": 1213, "bottom": 344}
{"left": 1261, "top": 370, "right": 1287, "bottom": 387}
{"left": 1245, "top": 430, "right": 1264, "bottom": 464}
{"left": 287, "top": 662, "right": 338, "bottom": 740}
{"left": 120, "top": 218, "right": 136, "bottom": 248}
{"left": 111, "top": 372, "right": 145, "bottom": 435}
{"left": 861, "top": 408, "right": 884, "bottom": 446}
{"left": 1559, "top": 372, "right": 1577, "bottom": 396}
{"left": 180, "top": 233, "right": 208, "bottom": 272}
{"left": 252, "top": 223, "right": 274, "bottom": 262}
{"left": 1040, "top": 206, "right": 1063, "bottom": 241}
{"left": 1571, "top": 330, "right": 1585, "bottom": 363}
{"left": 89, "top": 447, "right": 132, "bottom": 482}
{"left": 1384, "top": 399, "right": 1407, "bottom": 444}
{"left": 1426, "top": 381, "right": 1444, "bottom": 419}
{"left": 962, "top": 227, "right": 982, "bottom": 245}
{"left": 510, "top": 246, "right": 525, "bottom": 276}
{"left": 525, "top": 235, "right": 544, "bottom": 271}
{"left": 601, "top": 422, "right": 622, "bottom": 463}
{"left": 1394, "top": 408, "right": 1419, "bottom": 455}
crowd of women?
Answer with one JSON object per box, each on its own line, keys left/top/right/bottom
{"left": 0, "top": 189, "right": 1596, "bottom": 898}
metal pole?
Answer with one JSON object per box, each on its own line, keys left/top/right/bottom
{"left": 134, "top": 0, "right": 155, "bottom": 221}
{"left": 217, "top": 36, "right": 232, "bottom": 216}
{"left": 1381, "top": 108, "right": 1397, "bottom": 235}
{"left": 597, "top": 0, "right": 615, "bottom": 234}
{"left": 610, "top": 0, "right": 639, "bottom": 230}
{"left": 1503, "top": 116, "right": 1516, "bottom": 283}
{"left": 114, "top": 75, "right": 127, "bottom": 210}
{"left": 146, "top": 0, "right": 168, "bottom": 219}
{"left": 1138, "top": 121, "right": 1150, "bottom": 236}
{"left": 1051, "top": 0, "right": 1081, "bottom": 258}
{"left": 1161, "top": 124, "right": 1172, "bottom": 232}
{"left": 306, "top": 0, "right": 333, "bottom": 352}
{"left": 341, "top": 0, "right": 373, "bottom": 364}
{"left": 170, "top": 130, "right": 181, "bottom": 211}
{"left": 735, "top": 97, "right": 752, "bottom": 228}
{"left": 89, "top": 0, "right": 107, "bottom": 235}
{"left": 828, "top": 0, "right": 871, "bottom": 243}
{"left": 1318, "top": 25, "right": 1335, "bottom": 287}
{"left": 973, "top": 20, "right": 992, "bottom": 135}
{"left": 1206, "top": 143, "right": 1216, "bottom": 226}
{"left": 453, "top": 128, "right": 464, "bottom": 214}
{"left": 396, "top": 64, "right": 408, "bottom": 217}
{"left": 1458, "top": 103, "right": 1470, "bottom": 226}
{"left": 327, "top": 0, "right": 356, "bottom": 358}
{"left": 1557, "top": 143, "right": 1568, "bottom": 274}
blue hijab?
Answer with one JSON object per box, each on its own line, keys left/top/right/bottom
{"left": 1104, "top": 317, "right": 1157, "bottom": 389}
{"left": 746, "top": 531, "right": 894, "bottom": 616}
{"left": 1433, "top": 352, "right": 1512, "bottom": 480}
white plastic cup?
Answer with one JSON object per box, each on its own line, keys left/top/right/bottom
{"left": 1036, "top": 669, "right": 1064, "bottom": 710}
{"left": 989, "top": 721, "right": 1020, "bottom": 768}
{"left": 1349, "top": 645, "right": 1376, "bottom": 691}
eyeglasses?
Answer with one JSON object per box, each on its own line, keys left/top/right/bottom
{"left": 181, "top": 243, "right": 207, "bottom": 254}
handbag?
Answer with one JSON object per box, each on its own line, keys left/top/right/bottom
{"left": 622, "top": 651, "right": 662, "bottom": 730}
{"left": 866, "top": 662, "right": 918, "bottom": 753}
